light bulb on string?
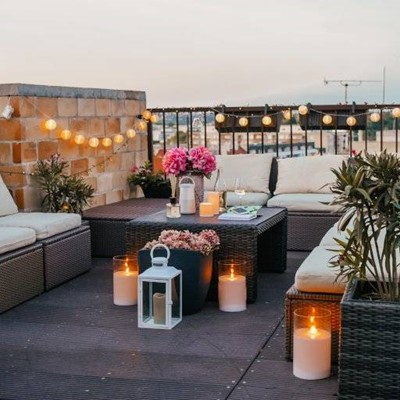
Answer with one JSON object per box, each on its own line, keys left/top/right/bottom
{"left": 322, "top": 114, "right": 333, "bottom": 125}
{"left": 88, "top": 137, "right": 100, "bottom": 148}
{"left": 346, "top": 116, "right": 357, "bottom": 127}
{"left": 142, "top": 110, "right": 152, "bottom": 121}
{"left": 261, "top": 116, "right": 273, "bottom": 126}
{"left": 102, "top": 137, "right": 112, "bottom": 147}
{"left": 215, "top": 113, "right": 226, "bottom": 123}
{"left": 114, "top": 134, "right": 124, "bottom": 144}
{"left": 238, "top": 117, "right": 249, "bottom": 127}
{"left": 392, "top": 108, "right": 400, "bottom": 118}
{"left": 150, "top": 114, "right": 159, "bottom": 123}
{"left": 298, "top": 105, "right": 309, "bottom": 115}
{"left": 370, "top": 112, "right": 380, "bottom": 123}
{"left": 74, "top": 134, "right": 85, "bottom": 145}
{"left": 45, "top": 119, "right": 57, "bottom": 130}
{"left": 282, "top": 110, "right": 291, "bottom": 120}
{"left": 126, "top": 129, "right": 136, "bottom": 138}
{"left": 137, "top": 120, "right": 147, "bottom": 131}
{"left": 60, "top": 129, "right": 72, "bottom": 140}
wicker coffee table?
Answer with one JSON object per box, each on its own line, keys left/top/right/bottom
{"left": 126, "top": 207, "right": 287, "bottom": 303}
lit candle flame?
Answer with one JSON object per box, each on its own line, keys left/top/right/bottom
{"left": 309, "top": 325, "right": 318, "bottom": 339}
{"left": 230, "top": 266, "right": 235, "bottom": 280}
{"left": 125, "top": 260, "right": 130, "bottom": 274}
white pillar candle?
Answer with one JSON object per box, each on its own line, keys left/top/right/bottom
{"left": 218, "top": 271, "right": 246, "bottom": 312}
{"left": 113, "top": 267, "right": 138, "bottom": 306}
{"left": 199, "top": 202, "right": 214, "bottom": 217}
{"left": 153, "top": 292, "right": 166, "bottom": 324}
{"left": 293, "top": 326, "right": 331, "bottom": 380}
{"left": 206, "top": 191, "right": 220, "bottom": 215}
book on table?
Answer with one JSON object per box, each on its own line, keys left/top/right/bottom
{"left": 218, "top": 206, "right": 261, "bottom": 221}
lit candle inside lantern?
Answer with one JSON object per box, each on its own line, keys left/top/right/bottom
{"left": 218, "top": 261, "right": 246, "bottom": 312}
{"left": 206, "top": 191, "right": 220, "bottom": 215}
{"left": 293, "top": 309, "right": 331, "bottom": 380}
{"left": 153, "top": 292, "right": 166, "bottom": 324}
{"left": 199, "top": 202, "right": 214, "bottom": 217}
{"left": 113, "top": 258, "right": 138, "bottom": 306}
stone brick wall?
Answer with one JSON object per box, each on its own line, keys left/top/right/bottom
{"left": 0, "top": 84, "right": 147, "bottom": 211}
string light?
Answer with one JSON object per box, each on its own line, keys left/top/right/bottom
{"left": 322, "top": 114, "right": 333, "bottom": 125}
{"left": 238, "top": 117, "right": 249, "bottom": 127}
{"left": 137, "top": 120, "right": 147, "bottom": 131}
{"left": 126, "top": 129, "right": 136, "bottom": 138}
{"left": 282, "top": 110, "right": 291, "bottom": 120}
{"left": 88, "top": 137, "right": 100, "bottom": 148}
{"left": 392, "top": 108, "right": 400, "bottom": 118}
{"left": 215, "top": 113, "right": 226, "bottom": 123}
{"left": 150, "top": 114, "right": 159, "bottom": 123}
{"left": 142, "top": 110, "right": 152, "bottom": 121}
{"left": 102, "top": 137, "right": 112, "bottom": 147}
{"left": 74, "top": 134, "right": 85, "bottom": 144}
{"left": 60, "top": 129, "right": 72, "bottom": 140}
{"left": 45, "top": 119, "right": 57, "bottom": 130}
{"left": 298, "top": 105, "right": 309, "bottom": 115}
{"left": 114, "top": 134, "right": 124, "bottom": 144}
{"left": 346, "top": 116, "right": 357, "bottom": 127}
{"left": 370, "top": 112, "right": 381, "bottom": 122}
{"left": 261, "top": 116, "right": 273, "bottom": 126}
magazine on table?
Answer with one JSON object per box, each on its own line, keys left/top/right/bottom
{"left": 218, "top": 206, "right": 261, "bottom": 221}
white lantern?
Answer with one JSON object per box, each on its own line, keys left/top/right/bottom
{"left": 392, "top": 108, "right": 400, "bottom": 118}
{"left": 238, "top": 117, "right": 249, "bottom": 127}
{"left": 142, "top": 110, "right": 152, "bottom": 121}
{"left": 370, "top": 112, "right": 380, "bottom": 123}
{"left": 138, "top": 244, "right": 182, "bottom": 330}
{"left": 60, "top": 129, "right": 72, "bottom": 140}
{"left": 114, "top": 134, "right": 124, "bottom": 144}
{"left": 298, "top": 105, "right": 309, "bottom": 115}
{"left": 126, "top": 128, "right": 136, "bottom": 138}
{"left": 215, "top": 113, "right": 226, "bottom": 123}
{"left": 262, "top": 115, "right": 273, "bottom": 126}
{"left": 45, "top": 119, "right": 57, "bottom": 130}
{"left": 322, "top": 114, "right": 333, "bottom": 125}
{"left": 346, "top": 116, "right": 357, "bottom": 127}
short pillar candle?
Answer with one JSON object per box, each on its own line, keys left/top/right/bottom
{"left": 218, "top": 259, "right": 247, "bottom": 312}
{"left": 113, "top": 255, "right": 138, "bottom": 306}
{"left": 206, "top": 191, "right": 220, "bottom": 215}
{"left": 199, "top": 202, "right": 214, "bottom": 217}
{"left": 293, "top": 307, "right": 331, "bottom": 380}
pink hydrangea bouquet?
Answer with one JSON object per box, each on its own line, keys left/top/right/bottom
{"left": 162, "top": 146, "right": 216, "bottom": 178}
{"left": 143, "top": 229, "right": 220, "bottom": 256}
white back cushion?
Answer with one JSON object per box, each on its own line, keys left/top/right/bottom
{"left": 274, "top": 155, "right": 345, "bottom": 195}
{"left": 0, "top": 174, "right": 18, "bottom": 216}
{"left": 204, "top": 153, "right": 274, "bottom": 194}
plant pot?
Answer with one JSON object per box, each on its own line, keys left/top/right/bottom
{"left": 338, "top": 278, "right": 400, "bottom": 400}
{"left": 141, "top": 184, "right": 171, "bottom": 199}
{"left": 138, "top": 249, "right": 213, "bottom": 315}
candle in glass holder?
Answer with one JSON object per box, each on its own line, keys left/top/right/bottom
{"left": 293, "top": 307, "right": 331, "bottom": 380}
{"left": 199, "top": 202, "right": 213, "bottom": 217}
{"left": 206, "top": 191, "right": 220, "bottom": 215}
{"left": 113, "top": 256, "right": 138, "bottom": 306}
{"left": 218, "top": 259, "right": 246, "bottom": 312}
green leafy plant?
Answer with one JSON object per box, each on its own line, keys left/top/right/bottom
{"left": 35, "top": 153, "right": 94, "bottom": 214}
{"left": 128, "top": 160, "right": 170, "bottom": 190}
{"left": 330, "top": 151, "right": 400, "bottom": 301}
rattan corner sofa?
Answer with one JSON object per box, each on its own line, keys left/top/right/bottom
{"left": 0, "top": 175, "right": 92, "bottom": 313}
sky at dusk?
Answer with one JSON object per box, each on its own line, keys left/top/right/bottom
{"left": 2, "top": 0, "right": 399, "bottom": 107}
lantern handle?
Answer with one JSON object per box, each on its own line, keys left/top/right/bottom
{"left": 179, "top": 176, "right": 195, "bottom": 186}
{"left": 150, "top": 243, "right": 170, "bottom": 261}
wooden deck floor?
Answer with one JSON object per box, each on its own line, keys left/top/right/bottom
{"left": 0, "top": 255, "right": 338, "bottom": 400}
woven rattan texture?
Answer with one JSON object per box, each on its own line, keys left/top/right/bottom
{"left": 284, "top": 284, "right": 343, "bottom": 364}
{"left": 42, "top": 225, "right": 92, "bottom": 290}
{"left": 126, "top": 208, "right": 287, "bottom": 303}
{"left": 0, "top": 243, "right": 44, "bottom": 313}
{"left": 338, "top": 280, "right": 400, "bottom": 400}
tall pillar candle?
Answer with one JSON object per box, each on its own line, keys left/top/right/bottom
{"left": 113, "top": 256, "right": 138, "bottom": 306}
{"left": 293, "top": 307, "right": 331, "bottom": 380}
{"left": 199, "top": 202, "right": 213, "bottom": 217}
{"left": 206, "top": 191, "right": 220, "bottom": 215}
{"left": 153, "top": 292, "right": 166, "bottom": 324}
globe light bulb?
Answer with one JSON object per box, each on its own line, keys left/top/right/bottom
{"left": 215, "top": 113, "right": 226, "bottom": 123}
{"left": 45, "top": 119, "right": 57, "bottom": 130}
{"left": 370, "top": 112, "right": 380, "bottom": 123}
{"left": 114, "top": 134, "right": 124, "bottom": 144}
{"left": 138, "top": 120, "right": 147, "bottom": 131}
{"left": 238, "top": 117, "right": 249, "bottom": 127}
{"left": 142, "top": 110, "right": 152, "bottom": 121}
{"left": 298, "top": 105, "right": 309, "bottom": 115}
{"left": 60, "top": 129, "right": 72, "bottom": 140}
{"left": 262, "top": 115, "right": 273, "bottom": 126}
{"left": 126, "top": 129, "right": 136, "bottom": 138}
{"left": 150, "top": 114, "right": 159, "bottom": 123}
{"left": 283, "top": 110, "right": 291, "bottom": 120}
{"left": 88, "top": 137, "right": 100, "bottom": 148}
{"left": 392, "top": 108, "right": 400, "bottom": 118}
{"left": 322, "top": 114, "right": 333, "bottom": 125}
{"left": 346, "top": 116, "right": 357, "bottom": 127}
{"left": 102, "top": 137, "right": 112, "bottom": 147}
{"left": 74, "top": 134, "right": 85, "bottom": 145}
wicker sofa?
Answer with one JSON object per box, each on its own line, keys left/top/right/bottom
{"left": 0, "top": 175, "right": 92, "bottom": 313}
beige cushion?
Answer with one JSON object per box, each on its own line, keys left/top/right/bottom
{"left": 204, "top": 153, "right": 274, "bottom": 194}
{"left": 320, "top": 226, "right": 349, "bottom": 246}
{"left": 295, "top": 246, "right": 346, "bottom": 294}
{"left": 274, "top": 155, "right": 345, "bottom": 194}
{"left": 0, "top": 227, "right": 37, "bottom": 255}
{"left": 0, "top": 212, "right": 81, "bottom": 239}
{"left": 226, "top": 191, "right": 270, "bottom": 207}
{"left": 0, "top": 175, "right": 18, "bottom": 217}
{"left": 267, "top": 193, "right": 340, "bottom": 212}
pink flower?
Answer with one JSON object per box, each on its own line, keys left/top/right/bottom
{"left": 189, "top": 146, "right": 216, "bottom": 178}
{"left": 162, "top": 147, "right": 189, "bottom": 175}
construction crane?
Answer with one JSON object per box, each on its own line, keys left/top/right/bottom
{"left": 324, "top": 68, "right": 385, "bottom": 104}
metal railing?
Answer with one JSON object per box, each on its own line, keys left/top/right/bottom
{"left": 146, "top": 104, "right": 400, "bottom": 168}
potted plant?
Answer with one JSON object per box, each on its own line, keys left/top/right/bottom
{"left": 329, "top": 151, "right": 400, "bottom": 400}
{"left": 128, "top": 160, "right": 171, "bottom": 198}
{"left": 35, "top": 153, "right": 94, "bottom": 214}
{"left": 138, "top": 229, "right": 220, "bottom": 315}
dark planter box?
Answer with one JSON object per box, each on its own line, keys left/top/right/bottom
{"left": 339, "top": 279, "right": 400, "bottom": 400}
{"left": 142, "top": 184, "right": 171, "bottom": 199}
{"left": 138, "top": 249, "right": 213, "bottom": 315}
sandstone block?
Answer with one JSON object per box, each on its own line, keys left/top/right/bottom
{"left": 58, "top": 98, "right": 77, "bottom": 117}
{"left": 38, "top": 141, "right": 58, "bottom": 160}
{"left": 18, "top": 96, "right": 37, "bottom": 117}
{"left": 13, "top": 142, "right": 37, "bottom": 163}
{"left": 22, "top": 118, "right": 42, "bottom": 141}
{"left": 96, "top": 173, "right": 113, "bottom": 193}
{"left": 37, "top": 97, "right": 58, "bottom": 118}
{"left": 111, "top": 100, "right": 126, "bottom": 117}
{"left": 105, "top": 118, "right": 120, "bottom": 135}
{"left": 90, "top": 119, "right": 105, "bottom": 135}
{"left": 112, "top": 171, "right": 129, "bottom": 189}
{"left": 0, "top": 143, "right": 12, "bottom": 164}
{"left": 89, "top": 194, "right": 106, "bottom": 208}
{"left": 105, "top": 190, "right": 123, "bottom": 205}
{"left": 120, "top": 117, "right": 135, "bottom": 133}
{"left": 83, "top": 176, "right": 97, "bottom": 191}
{"left": 0, "top": 120, "right": 23, "bottom": 140}
{"left": 58, "top": 139, "right": 80, "bottom": 159}
{"left": 0, "top": 166, "right": 28, "bottom": 187}
{"left": 95, "top": 99, "right": 111, "bottom": 116}
{"left": 14, "top": 186, "right": 42, "bottom": 211}
{"left": 70, "top": 118, "right": 89, "bottom": 133}
{"left": 78, "top": 98, "right": 95, "bottom": 117}
{"left": 105, "top": 153, "right": 121, "bottom": 172}
{"left": 125, "top": 100, "right": 140, "bottom": 116}
{"left": 71, "top": 158, "right": 89, "bottom": 176}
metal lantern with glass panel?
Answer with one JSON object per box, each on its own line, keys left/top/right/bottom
{"left": 138, "top": 244, "right": 182, "bottom": 329}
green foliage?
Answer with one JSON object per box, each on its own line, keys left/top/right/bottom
{"left": 128, "top": 160, "right": 170, "bottom": 190}
{"left": 330, "top": 151, "right": 400, "bottom": 301}
{"left": 35, "top": 154, "right": 94, "bottom": 214}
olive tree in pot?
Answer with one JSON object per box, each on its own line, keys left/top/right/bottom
{"left": 330, "top": 151, "right": 400, "bottom": 400}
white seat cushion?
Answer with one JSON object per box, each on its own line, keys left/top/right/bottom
{"left": 267, "top": 193, "right": 340, "bottom": 212}
{"left": 0, "top": 227, "right": 36, "bottom": 254}
{"left": 0, "top": 212, "right": 81, "bottom": 239}
{"left": 320, "top": 225, "right": 349, "bottom": 246}
{"left": 226, "top": 191, "right": 270, "bottom": 207}
{"left": 295, "top": 246, "right": 346, "bottom": 294}
{"left": 204, "top": 153, "right": 274, "bottom": 195}
{"left": 0, "top": 174, "right": 18, "bottom": 217}
{"left": 274, "top": 155, "right": 345, "bottom": 195}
